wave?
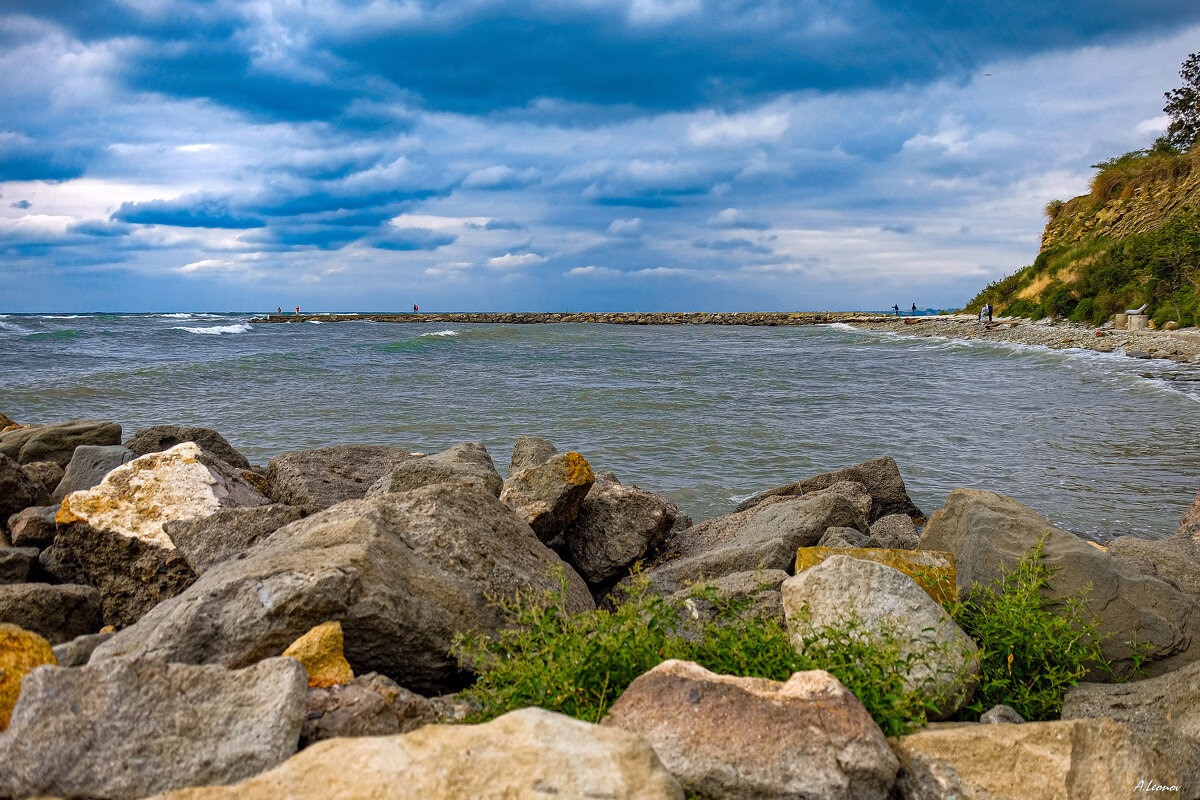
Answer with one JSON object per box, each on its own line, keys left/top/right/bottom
{"left": 37, "top": 315, "right": 83, "bottom": 319}
{"left": 0, "top": 320, "right": 32, "bottom": 335}
{"left": 26, "top": 329, "right": 84, "bottom": 340}
{"left": 419, "top": 329, "right": 458, "bottom": 337}
{"left": 307, "top": 320, "right": 323, "bottom": 325}
{"left": 174, "top": 323, "right": 253, "bottom": 335}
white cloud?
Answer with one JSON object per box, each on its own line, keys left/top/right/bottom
{"left": 688, "top": 110, "right": 790, "bottom": 147}
{"left": 566, "top": 265, "right": 622, "bottom": 277}
{"left": 487, "top": 252, "right": 545, "bottom": 269}
{"left": 1134, "top": 115, "right": 1169, "bottom": 135}
{"left": 607, "top": 217, "right": 642, "bottom": 235}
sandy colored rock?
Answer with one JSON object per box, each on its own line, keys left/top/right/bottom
{"left": 501, "top": 451, "right": 596, "bottom": 541}
{"left": 21, "top": 460, "right": 64, "bottom": 495}
{"left": 603, "top": 660, "right": 897, "bottom": 800}
{"left": 508, "top": 435, "right": 559, "bottom": 474}
{"left": 7, "top": 505, "right": 58, "bottom": 547}
{"left": 283, "top": 621, "right": 354, "bottom": 688}
{"left": 869, "top": 513, "right": 921, "bottom": 549}
{"left": 795, "top": 547, "right": 957, "bottom": 605}
{"left": 0, "top": 623, "right": 56, "bottom": 731}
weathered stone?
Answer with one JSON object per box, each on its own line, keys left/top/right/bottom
{"left": 283, "top": 620, "right": 354, "bottom": 688}
{"left": 52, "top": 631, "right": 115, "bottom": 666}
{"left": 979, "top": 704, "right": 1026, "bottom": 724}
{"left": 501, "top": 451, "right": 596, "bottom": 541}
{"left": 147, "top": 707, "right": 683, "bottom": 800}
{"left": 20, "top": 460, "right": 64, "bottom": 495}
{"left": 735, "top": 456, "right": 925, "bottom": 523}
{"left": 563, "top": 480, "right": 678, "bottom": 585}
{"left": 0, "top": 623, "right": 56, "bottom": 731}
{"left": 0, "top": 412, "right": 17, "bottom": 432}
{"left": 92, "top": 485, "right": 594, "bottom": 695}
{"left": 53, "top": 444, "right": 137, "bottom": 501}
{"left": 783, "top": 555, "right": 979, "bottom": 718}
{"left": 7, "top": 505, "right": 57, "bottom": 547}
{"left": 0, "top": 451, "right": 46, "bottom": 518}
{"left": 267, "top": 444, "right": 418, "bottom": 511}
{"left": 240, "top": 469, "right": 270, "bottom": 496}
{"left": 869, "top": 513, "right": 920, "bottom": 549}
{"left": 669, "top": 569, "right": 789, "bottom": 629}
{"left": 795, "top": 547, "right": 957, "bottom": 606}
{"left": 920, "top": 489, "right": 1200, "bottom": 679}
{"left": 0, "top": 656, "right": 306, "bottom": 800}
{"left": 0, "top": 583, "right": 102, "bottom": 644}
{"left": 164, "top": 504, "right": 306, "bottom": 574}
{"left": 366, "top": 442, "right": 503, "bottom": 498}
{"left": 1062, "top": 658, "right": 1200, "bottom": 794}
{"left": 0, "top": 418, "right": 122, "bottom": 466}
{"left": 603, "top": 660, "right": 898, "bottom": 800}
{"left": 891, "top": 719, "right": 1178, "bottom": 800}
{"left": 1109, "top": 533, "right": 1200, "bottom": 604}
{"left": 668, "top": 512, "right": 693, "bottom": 534}
{"left": 818, "top": 526, "right": 873, "bottom": 548}
{"left": 0, "top": 547, "right": 39, "bottom": 584}
{"left": 126, "top": 424, "right": 253, "bottom": 470}
{"left": 300, "top": 672, "right": 435, "bottom": 748}
{"left": 1181, "top": 484, "right": 1200, "bottom": 542}
{"left": 508, "top": 435, "right": 558, "bottom": 474}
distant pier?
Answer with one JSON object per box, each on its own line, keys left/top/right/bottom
{"left": 250, "top": 311, "right": 891, "bottom": 326}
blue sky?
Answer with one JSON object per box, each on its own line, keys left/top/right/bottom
{"left": 1, "top": 1, "right": 1198, "bottom": 312}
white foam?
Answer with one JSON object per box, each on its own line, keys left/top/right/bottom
{"left": 419, "top": 329, "right": 458, "bottom": 337}
{"left": 173, "top": 323, "right": 252, "bottom": 335}
{"left": 307, "top": 320, "right": 323, "bottom": 324}
{"left": 0, "top": 320, "right": 31, "bottom": 334}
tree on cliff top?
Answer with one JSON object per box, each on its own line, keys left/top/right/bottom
{"left": 1164, "top": 52, "right": 1200, "bottom": 151}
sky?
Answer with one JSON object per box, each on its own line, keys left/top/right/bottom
{"left": 1, "top": 1, "right": 1198, "bottom": 312}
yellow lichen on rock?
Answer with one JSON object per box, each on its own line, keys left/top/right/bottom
{"left": 240, "top": 470, "right": 270, "bottom": 497}
{"left": 562, "top": 451, "right": 595, "bottom": 487}
{"left": 283, "top": 621, "right": 354, "bottom": 688}
{"left": 795, "top": 547, "right": 957, "bottom": 606}
{"left": 0, "top": 623, "right": 57, "bottom": 731}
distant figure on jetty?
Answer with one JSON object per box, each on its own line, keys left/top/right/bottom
{"left": 986, "top": 303, "right": 993, "bottom": 323}
{"left": 911, "top": 303, "right": 917, "bottom": 315}
{"left": 277, "top": 307, "right": 281, "bottom": 314}
{"left": 414, "top": 304, "right": 419, "bottom": 312}
{"left": 295, "top": 307, "right": 300, "bottom": 316}
{"left": 893, "top": 304, "right": 899, "bottom": 316}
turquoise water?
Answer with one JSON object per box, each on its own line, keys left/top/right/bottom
{"left": 2, "top": 312, "right": 1198, "bottom": 541}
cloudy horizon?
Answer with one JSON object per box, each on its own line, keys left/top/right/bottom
{"left": 2, "top": 1, "right": 1198, "bottom": 313}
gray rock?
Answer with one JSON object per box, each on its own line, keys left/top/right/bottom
{"left": 735, "top": 456, "right": 925, "bottom": 523}
{"left": 0, "top": 656, "right": 306, "bottom": 800}
{"left": 53, "top": 444, "right": 137, "bottom": 501}
{"left": 52, "top": 631, "right": 116, "bottom": 666}
{"left": 594, "top": 469, "right": 620, "bottom": 484}
{"left": 979, "top": 704, "right": 1026, "bottom": 724}
{"left": 125, "top": 424, "right": 252, "bottom": 470}
{"left": 563, "top": 481, "right": 677, "bottom": 585}
{"left": 367, "top": 442, "right": 503, "bottom": 498}
{"left": 508, "top": 435, "right": 558, "bottom": 474}
{"left": 267, "top": 444, "right": 418, "bottom": 511}
{"left": 0, "top": 547, "right": 39, "bottom": 584}
{"left": 1180, "top": 484, "right": 1200, "bottom": 542}
{"left": 0, "top": 583, "right": 102, "bottom": 644}
{"left": 0, "top": 418, "right": 122, "bottom": 467}
{"left": 782, "top": 555, "right": 980, "bottom": 719}
{"left": 668, "top": 512, "right": 693, "bottom": 534}
{"left": 92, "top": 485, "right": 594, "bottom": 695}
{"left": 818, "top": 526, "right": 874, "bottom": 548}
{"left": 0, "top": 452, "right": 46, "bottom": 518}
{"left": 501, "top": 451, "right": 596, "bottom": 542}
{"left": 21, "top": 460, "right": 64, "bottom": 495}
{"left": 920, "top": 489, "right": 1200, "bottom": 679}
{"left": 7, "top": 505, "right": 58, "bottom": 548}
{"left": 300, "top": 672, "right": 436, "bottom": 748}
{"left": 669, "top": 569, "right": 789, "bottom": 629}
{"left": 869, "top": 513, "right": 921, "bottom": 549}
{"left": 164, "top": 504, "right": 306, "bottom": 574}
{"left": 1109, "top": 534, "right": 1200, "bottom": 604}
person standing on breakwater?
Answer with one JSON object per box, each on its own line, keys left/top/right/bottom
{"left": 911, "top": 303, "right": 917, "bottom": 315}
{"left": 893, "top": 304, "right": 900, "bottom": 316}
{"left": 986, "top": 303, "right": 993, "bottom": 323}
{"left": 414, "top": 304, "right": 419, "bottom": 312}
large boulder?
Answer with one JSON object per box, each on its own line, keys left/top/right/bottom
{"left": 0, "top": 583, "right": 102, "bottom": 644}
{"left": 501, "top": 451, "right": 596, "bottom": 541}
{"left": 920, "top": 489, "right": 1200, "bottom": 679}
{"left": 0, "top": 623, "right": 56, "bottom": 731}
{"left": 366, "top": 442, "right": 503, "bottom": 498}
{"left": 91, "top": 485, "right": 594, "bottom": 695}
{"left": 0, "top": 418, "right": 121, "bottom": 466}
{"left": 52, "top": 444, "right": 137, "bottom": 501}
{"left": 147, "top": 707, "right": 683, "bottom": 800}
{"left": 0, "top": 452, "right": 46, "bottom": 518}
{"left": 7, "top": 505, "right": 58, "bottom": 548}
{"left": 794, "top": 547, "right": 957, "bottom": 606}
{"left": 43, "top": 443, "right": 268, "bottom": 627}
{"left": 1109, "top": 533, "right": 1200, "bottom": 605}
{"left": 267, "top": 444, "right": 418, "bottom": 511}
{"left": 0, "top": 547, "right": 39, "bottom": 584}
{"left": 782, "top": 555, "right": 979, "bottom": 718}
{"left": 508, "top": 435, "right": 559, "bottom": 474}
{"left": 300, "top": 672, "right": 436, "bottom": 748}
{"left": 563, "top": 479, "right": 678, "bottom": 585}
{"left": 125, "top": 425, "right": 253, "bottom": 470}
{"left": 1062, "top": 659, "right": 1200, "bottom": 794}
{"left": 603, "top": 660, "right": 898, "bottom": 800}
{"left": 0, "top": 656, "right": 307, "bottom": 800}
{"left": 735, "top": 456, "right": 925, "bottom": 523}
{"left": 164, "top": 504, "right": 306, "bottom": 575}
{"left": 891, "top": 719, "right": 1178, "bottom": 800}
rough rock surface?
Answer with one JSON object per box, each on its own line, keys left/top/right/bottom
{"left": 508, "top": 435, "right": 558, "bottom": 474}
{"left": 52, "top": 631, "right": 115, "bottom": 666}
{"left": 126, "top": 425, "right": 253, "bottom": 470}
{"left": 891, "top": 719, "right": 1178, "bottom": 800}
{"left": 0, "top": 583, "right": 102, "bottom": 644}
{"left": 267, "top": 444, "right": 418, "bottom": 511}
{"left": 0, "top": 623, "right": 56, "bottom": 731}
{"left": 20, "top": 460, "right": 65, "bottom": 496}
{"left": 980, "top": 704, "right": 1026, "bottom": 724}
{"left": 53, "top": 444, "right": 137, "bottom": 501}
{"left": 366, "top": 442, "right": 503, "bottom": 498}
{"left": 283, "top": 620, "right": 354, "bottom": 688}
{"left": 1109, "top": 533, "right": 1200, "bottom": 604}
{"left": 300, "top": 672, "right": 436, "bottom": 748}
{"left": 0, "top": 452, "right": 46, "bottom": 518}
{"left": 0, "top": 547, "right": 39, "bottom": 584}
{"left": 501, "top": 451, "right": 596, "bottom": 541}
{"left": 818, "top": 526, "right": 873, "bottom": 548}
{"left": 92, "top": 485, "right": 593, "bottom": 695}
{"left": 1180, "top": 484, "right": 1200, "bottom": 542}
{"left": 869, "top": 513, "right": 921, "bottom": 549}
{"left": 164, "top": 504, "right": 306, "bottom": 574}
{"left": 0, "top": 656, "right": 307, "bottom": 800}
{"left": 668, "top": 570, "right": 789, "bottom": 628}
{"left": 783, "top": 555, "right": 979, "bottom": 718}
{"left": 795, "top": 547, "right": 957, "bottom": 606}
{"left": 920, "top": 489, "right": 1200, "bottom": 679}
{"left": 0, "top": 418, "right": 122, "bottom": 466}
{"left": 735, "top": 456, "right": 925, "bottom": 523}
{"left": 7, "top": 505, "right": 58, "bottom": 548}
{"left": 147, "top": 707, "right": 684, "bottom": 800}
{"left": 603, "top": 660, "right": 898, "bottom": 800}
{"left": 563, "top": 479, "right": 678, "bottom": 585}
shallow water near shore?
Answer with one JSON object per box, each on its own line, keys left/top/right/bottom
{"left": 2, "top": 312, "right": 1199, "bottom": 542}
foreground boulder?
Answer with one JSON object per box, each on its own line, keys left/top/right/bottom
{"left": 0, "top": 656, "right": 306, "bottom": 800}
{"left": 164, "top": 504, "right": 306, "bottom": 574}
{"left": 0, "top": 583, "right": 102, "bottom": 644}
{"left": 604, "top": 660, "right": 897, "bottom": 800}
{"left": 795, "top": 547, "right": 957, "bottom": 605}
{"left": 0, "top": 623, "right": 55, "bottom": 731}
{"left": 0, "top": 418, "right": 122, "bottom": 466}
{"left": 300, "top": 672, "right": 435, "bottom": 748}
{"left": 125, "top": 425, "right": 252, "bottom": 470}
{"left": 563, "top": 478, "right": 678, "bottom": 585}
{"left": 0, "top": 452, "right": 46, "bottom": 519}
{"left": 891, "top": 719, "right": 1177, "bottom": 800}
{"left": 367, "top": 442, "right": 503, "bottom": 498}
{"left": 267, "top": 444, "right": 418, "bottom": 510}
{"left": 508, "top": 435, "right": 559, "bottom": 474}
{"left": 1109, "top": 532, "right": 1200, "bottom": 604}
{"left": 920, "top": 489, "right": 1200, "bottom": 679}
{"left": 148, "top": 707, "right": 683, "bottom": 800}
{"left": 501, "top": 451, "right": 596, "bottom": 541}
{"left": 783, "top": 555, "right": 979, "bottom": 718}
{"left": 92, "top": 485, "right": 593, "bottom": 694}
{"left": 52, "top": 444, "right": 137, "bottom": 501}
{"left": 735, "top": 456, "right": 925, "bottom": 523}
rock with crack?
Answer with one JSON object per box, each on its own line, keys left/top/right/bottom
{"left": 164, "top": 504, "right": 306, "bottom": 575}
{"left": 500, "top": 451, "right": 596, "bottom": 542}
{"left": 267, "top": 444, "right": 419, "bottom": 511}
{"left": 735, "top": 456, "right": 925, "bottom": 523}
{"left": 367, "top": 442, "right": 503, "bottom": 498}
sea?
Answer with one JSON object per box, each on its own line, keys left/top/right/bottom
{"left": 2, "top": 312, "right": 1198, "bottom": 543}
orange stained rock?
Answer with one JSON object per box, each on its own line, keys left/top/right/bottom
{"left": 283, "top": 621, "right": 354, "bottom": 689}
{"left": 563, "top": 451, "right": 595, "bottom": 486}
{"left": 0, "top": 624, "right": 57, "bottom": 731}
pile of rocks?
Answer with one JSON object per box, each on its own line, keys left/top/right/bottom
{"left": 1, "top": 413, "right": 1198, "bottom": 799}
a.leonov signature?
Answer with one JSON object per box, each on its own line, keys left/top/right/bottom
{"left": 1134, "top": 778, "right": 1182, "bottom": 793}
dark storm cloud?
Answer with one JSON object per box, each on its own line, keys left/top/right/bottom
{"left": 0, "top": 136, "right": 87, "bottom": 182}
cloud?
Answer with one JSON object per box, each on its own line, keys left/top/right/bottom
{"left": 566, "top": 265, "right": 622, "bottom": 277}
{"left": 462, "top": 165, "right": 539, "bottom": 190}
{"left": 692, "top": 237, "right": 773, "bottom": 254}
{"left": 112, "top": 195, "right": 266, "bottom": 229}
{"left": 374, "top": 227, "right": 458, "bottom": 251}
{"left": 607, "top": 217, "right": 643, "bottom": 236}
{"left": 487, "top": 252, "right": 545, "bottom": 269}
{"left": 706, "top": 207, "right": 769, "bottom": 230}
{"left": 688, "top": 110, "right": 790, "bottom": 147}
{"left": 10, "top": 199, "right": 30, "bottom": 209}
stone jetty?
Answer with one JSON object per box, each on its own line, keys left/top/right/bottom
{"left": 250, "top": 310, "right": 885, "bottom": 326}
